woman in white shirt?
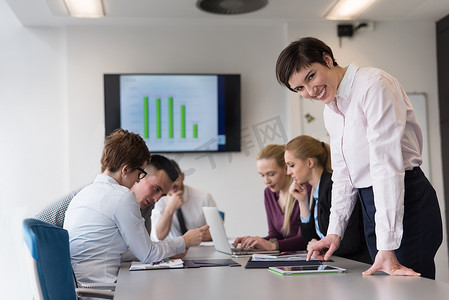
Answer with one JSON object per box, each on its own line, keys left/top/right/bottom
{"left": 275, "top": 37, "right": 442, "bottom": 279}
{"left": 64, "top": 129, "right": 206, "bottom": 284}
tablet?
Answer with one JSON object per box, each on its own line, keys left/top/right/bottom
{"left": 268, "top": 265, "right": 346, "bottom": 275}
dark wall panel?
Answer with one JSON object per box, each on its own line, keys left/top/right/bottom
{"left": 437, "top": 14, "right": 449, "bottom": 255}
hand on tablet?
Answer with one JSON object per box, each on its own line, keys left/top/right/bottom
{"left": 306, "top": 234, "right": 341, "bottom": 261}
{"left": 306, "top": 238, "right": 319, "bottom": 252}
{"left": 362, "top": 250, "right": 421, "bottom": 277}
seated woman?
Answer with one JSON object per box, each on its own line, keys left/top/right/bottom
{"left": 285, "top": 135, "right": 370, "bottom": 263}
{"left": 64, "top": 129, "right": 207, "bottom": 284}
{"left": 233, "top": 144, "right": 305, "bottom": 252}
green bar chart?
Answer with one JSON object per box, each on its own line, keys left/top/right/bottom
{"left": 143, "top": 96, "right": 198, "bottom": 140}
{"left": 120, "top": 74, "right": 219, "bottom": 152}
{"left": 193, "top": 123, "right": 198, "bottom": 138}
{"left": 156, "top": 98, "right": 161, "bottom": 138}
{"left": 168, "top": 97, "right": 174, "bottom": 139}
{"left": 180, "top": 105, "right": 186, "bottom": 138}
{"left": 143, "top": 96, "right": 149, "bottom": 139}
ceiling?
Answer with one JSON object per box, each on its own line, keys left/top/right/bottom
{"left": 6, "top": 0, "right": 449, "bottom": 27}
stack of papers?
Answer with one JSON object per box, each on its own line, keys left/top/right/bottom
{"left": 251, "top": 252, "right": 316, "bottom": 262}
{"left": 129, "top": 259, "right": 184, "bottom": 271}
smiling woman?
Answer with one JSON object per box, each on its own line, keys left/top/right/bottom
{"left": 276, "top": 37, "right": 345, "bottom": 105}
{"left": 275, "top": 37, "right": 443, "bottom": 280}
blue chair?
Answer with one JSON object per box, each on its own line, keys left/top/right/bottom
{"left": 22, "top": 218, "right": 114, "bottom": 300}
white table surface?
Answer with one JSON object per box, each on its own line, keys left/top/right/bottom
{"left": 114, "top": 246, "right": 449, "bottom": 300}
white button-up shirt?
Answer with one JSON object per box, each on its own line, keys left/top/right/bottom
{"left": 64, "top": 174, "right": 186, "bottom": 283}
{"left": 150, "top": 185, "right": 216, "bottom": 241}
{"left": 324, "top": 64, "right": 422, "bottom": 250}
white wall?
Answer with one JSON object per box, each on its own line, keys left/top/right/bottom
{"left": 1, "top": 0, "right": 448, "bottom": 298}
{"left": 65, "top": 23, "right": 289, "bottom": 238}
{"left": 0, "top": 0, "right": 67, "bottom": 298}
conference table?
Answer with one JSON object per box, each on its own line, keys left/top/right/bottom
{"left": 114, "top": 246, "right": 449, "bottom": 300}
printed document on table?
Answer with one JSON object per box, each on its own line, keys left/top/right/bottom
{"left": 129, "top": 259, "right": 184, "bottom": 270}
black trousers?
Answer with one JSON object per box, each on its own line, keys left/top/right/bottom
{"left": 358, "top": 167, "right": 443, "bottom": 279}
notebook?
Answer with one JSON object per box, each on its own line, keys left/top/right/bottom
{"left": 202, "top": 207, "right": 280, "bottom": 257}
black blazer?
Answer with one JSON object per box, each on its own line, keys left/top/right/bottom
{"left": 299, "top": 170, "right": 371, "bottom": 264}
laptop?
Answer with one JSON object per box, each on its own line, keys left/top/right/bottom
{"left": 202, "top": 207, "right": 280, "bottom": 256}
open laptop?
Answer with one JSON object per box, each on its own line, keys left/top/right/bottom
{"left": 202, "top": 207, "right": 279, "bottom": 256}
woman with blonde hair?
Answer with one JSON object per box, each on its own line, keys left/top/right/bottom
{"left": 285, "top": 135, "right": 369, "bottom": 263}
{"left": 233, "top": 144, "right": 305, "bottom": 251}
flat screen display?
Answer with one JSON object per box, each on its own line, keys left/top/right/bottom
{"left": 104, "top": 74, "right": 241, "bottom": 152}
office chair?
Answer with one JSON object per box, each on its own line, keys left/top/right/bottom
{"left": 35, "top": 187, "right": 84, "bottom": 227}
{"left": 35, "top": 186, "right": 154, "bottom": 237}
{"left": 22, "top": 218, "right": 114, "bottom": 300}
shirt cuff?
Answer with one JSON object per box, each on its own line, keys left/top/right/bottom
{"left": 269, "top": 238, "right": 279, "bottom": 250}
{"left": 327, "top": 220, "right": 345, "bottom": 239}
{"left": 173, "top": 236, "right": 187, "bottom": 253}
{"left": 376, "top": 229, "right": 402, "bottom": 251}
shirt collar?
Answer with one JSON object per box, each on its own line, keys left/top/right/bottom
{"left": 336, "top": 64, "right": 358, "bottom": 101}
{"left": 326, "top": 64, "right": 358, "bottom": 112}
{"left": 313, "top": 179, "right": 321, "bottom": 200}
{"left": 95, "top": 174, "right": 120, "bottom": 185}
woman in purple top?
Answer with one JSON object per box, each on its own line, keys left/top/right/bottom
{"left": 233, "top": 144, "right": 305, "bottom": 251}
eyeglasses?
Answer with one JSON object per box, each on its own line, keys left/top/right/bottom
{"left": 135, "top": 167, "right": 147, "bottom": 180}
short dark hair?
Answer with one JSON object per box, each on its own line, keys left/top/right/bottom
{"left": 169, "top": 159, "right": 182, "bottom": 175}
{"left": 276, "top": 37, "right": 338, "bottom": 92}
{"left": 100, "top": 129, "right": 150, "bottom": 173}
{"left": 148, "top": 154, "right": 179, "bottom": 182}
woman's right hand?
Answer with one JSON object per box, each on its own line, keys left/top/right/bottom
{"left": 232, "top": 237, "right": 244, "bottom": 248}
{"left": 233, "top": 236, "right": 274, "bottom": 250}
{"left": 307, "top": 238, "right": 319, "bottom": 252}
{"left": 289, "top": 182, "right": 308, "bottom": 203}
{"left": 307, "top": 234, "right": 341, "bottom": 261}
{"left": 232, "top": 236, "right": 261, "bottom": 248}
{"left": 183, "top": 225, "right": 209, "bottom": 248}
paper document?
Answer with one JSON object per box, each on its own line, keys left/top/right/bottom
{"left": 199, "top": 241, "right": 215, "bottom": 247}
{"left": 251, "top": 252, "right": 317, "bottom": 261}
{"left": 129, "top": 259, "right": 184, "bottom": 270}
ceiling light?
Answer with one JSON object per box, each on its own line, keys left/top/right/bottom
{"left": 64, "top": 0, "right": 104, "bottom": 18}
{"left": 325, "top": 0, "right": 377, "bottom": 20}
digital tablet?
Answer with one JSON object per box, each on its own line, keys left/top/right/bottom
{"left": 268, "top": 265, "right": 346, "bottom": 275}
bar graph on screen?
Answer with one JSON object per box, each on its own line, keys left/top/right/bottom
{"left": 142, "top": 96, "right": 199, "bottom": 140}
{"left": 120, "top": 74, "right": 217, "bottom": 152}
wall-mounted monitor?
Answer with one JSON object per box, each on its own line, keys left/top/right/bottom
{"left": 104, "top": 74, "right": 241, "bottom": 153}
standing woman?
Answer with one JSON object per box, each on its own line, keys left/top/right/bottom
{"left": 233, "top": 144, "right": 305, "bottom": 251}
{"left": 285, "top": 135, "right": 370, "bottom": 263}
{"left": 275, "top": 37, "right": 442, "bottom": 279}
